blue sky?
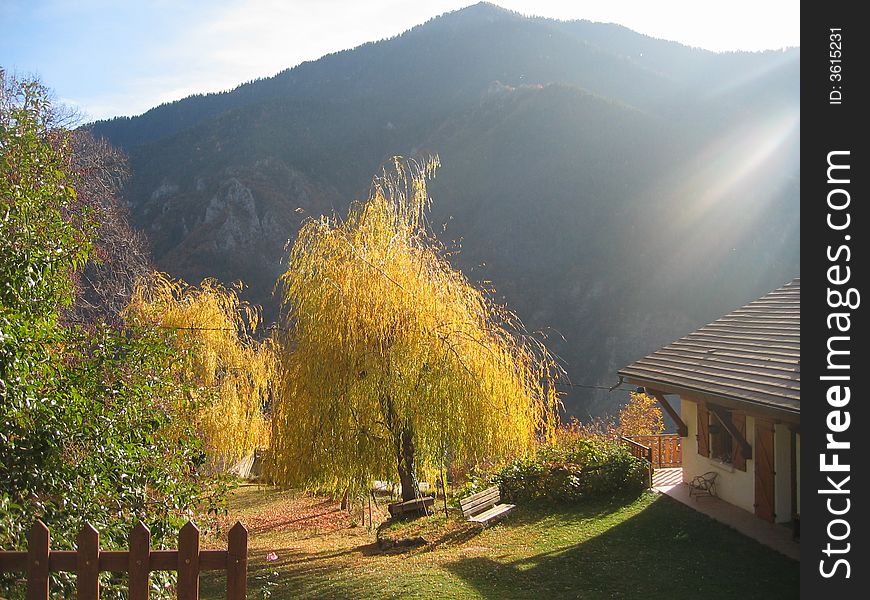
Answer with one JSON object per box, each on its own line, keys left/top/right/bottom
{"left": 2, "top": 1, "right": 800, "bottom": 121}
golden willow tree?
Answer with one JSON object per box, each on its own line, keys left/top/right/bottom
{"left": 124, "top": 274, "right": 275, "bottom": 468}
{"left": 269, "top": 157, "right": 561, "bottom": 502}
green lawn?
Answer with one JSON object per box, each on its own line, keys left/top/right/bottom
{"left": 202, "top": 487, "right": 798, "bottom": 599}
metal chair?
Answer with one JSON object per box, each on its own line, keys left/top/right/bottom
{"left": 688, "top": 471, "right": 718, "bottom": 499}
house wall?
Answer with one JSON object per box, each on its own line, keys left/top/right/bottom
{"left": 774, "top": 423, "right": 792, "bottom": 523}
{"left": 681, "top": 398, "right": 755, "bottom": 514}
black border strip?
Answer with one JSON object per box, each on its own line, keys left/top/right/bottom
{"left": 802, "top": 2, "right": 867, "bottom": 596}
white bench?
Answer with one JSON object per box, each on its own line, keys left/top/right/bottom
{"left": 460, "top": 486, "right": 515, "bottom": 525}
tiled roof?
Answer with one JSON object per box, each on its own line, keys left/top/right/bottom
{"left": 619, "top": 278, "right": 800, "bottom": 414}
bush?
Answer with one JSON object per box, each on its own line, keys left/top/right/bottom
{"left": 0, "top": 316, "right": 228, "bottom": 598}
{"left": 477, "top": 423, "right": 648, "bottom": 503}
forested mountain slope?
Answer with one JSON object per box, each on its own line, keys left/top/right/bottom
{"left": 89, "top": 3, "right": 800, "bottom": 415}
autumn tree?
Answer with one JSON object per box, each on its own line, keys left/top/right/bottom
{"left": 66, "top": 130, "right": 152, "bottom": 325}
{"left": 617, "top": 391, "right": 665, "bottom": 436}
{"left": 269, "top": 157, "right": 561, "bottom": 502}
{"left": 1, "top": 69, "right": 150, "bottom": 327}
{"left": 124, "top": 274, "right": 275, "bottom": 468}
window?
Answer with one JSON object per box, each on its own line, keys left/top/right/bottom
{"left": 697, "top": 403, "right": 747, "bottom": 471}
{"left": 709, "top": 412, "right": 733, "bottom": 463}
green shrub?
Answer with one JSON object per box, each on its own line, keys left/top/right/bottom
{"left": 0, "top": 314, "right": 230, "bottom": 598}
{"left": 484, "top": 434, "right": 648, "bottom": 504}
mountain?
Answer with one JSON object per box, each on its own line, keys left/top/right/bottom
{"left": 88, "top": 3, "right": 800, "bottom": 417}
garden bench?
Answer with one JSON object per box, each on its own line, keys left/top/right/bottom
{"left": 460, "top": 486, "right": 515, "bottom": 525}
{"left": 387, "top": 496, "right": 435, "bottom": 517}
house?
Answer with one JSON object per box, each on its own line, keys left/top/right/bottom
{"left": 618, "top": 278, "right": 800, "bottom": 525}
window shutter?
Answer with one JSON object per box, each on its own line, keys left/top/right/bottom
{"left": 731, "top": 412, "right": 747, "bottom": 471}
{"left": 697, "top": 403, "right": 709, "bottom": 457}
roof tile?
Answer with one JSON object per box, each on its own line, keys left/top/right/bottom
{"left": 619, "top": 278, "right": 800, "bottom": 414}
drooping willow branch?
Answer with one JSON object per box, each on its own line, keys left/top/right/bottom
{"left": 124, "top": 273, "right": 276, "bottom": 467}
{"left": 268, "top": 156, "right": 562, "bottom": 498}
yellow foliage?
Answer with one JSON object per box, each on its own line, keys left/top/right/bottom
{"left": 268, "top": 157, "right": 561, "bottom": 497}
{"left": 618, "top": 392, "right": 665, "bottom": 436}
{"left": 124, "top": 273, "right": 275, "bottom": 467}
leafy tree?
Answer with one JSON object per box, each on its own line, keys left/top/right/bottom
{"left": 1, "top": 72, "right": 217, "bottom": 599}
{"left": 65, "top": 130, "right": 152, "bottom": 325}
{"left": 124, "top": 273, "right": 275, "bottom": 467}
{"left": 0, "top": 70, "right": 94, "bottom": 315}
{"left": 490, "top": 427, "right": 649, "bottom": 503}
{"left": 617, "top": 391, "right": 665, "bottom": 436}
{"left": 269, "top": 157, "right": 561, "bottom": 501}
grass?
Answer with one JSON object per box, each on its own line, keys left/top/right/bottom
{"left": 201, "top": 485, "right": 798, "bottom": 599}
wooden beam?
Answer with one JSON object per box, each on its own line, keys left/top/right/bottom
{"left": 649, "top": 391, "right": 688, "bottom": 437}
{"left": 622, "top": 376, "right": 800, "bottom": 424}
{"left": 128, "top": 522, "right": 150, "bottom": 600}
{"left": 708, "top": 404, "right": 752, "bottom": 459}
{"left": 177, "top": 521, "right": 200, "bottom": 600}
{"left": 76, "top": 524, "right": 100, "bottom": 600}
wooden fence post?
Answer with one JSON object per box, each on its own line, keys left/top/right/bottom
{"left": 128, "top": 522, "right": 151, "bottom": 600}
{"left": 646, "top": 446, "right": 653, "bottom": 488}
{"left": 226, "top": 522, "right": 248, "bottom": 600}
{"left": 77, "top": 523, "right": 100, "bottom": 599}
{"left": 26, "top": 521, "right": 50, "bottom": 600}
{"left": 177, "top": 521, "right": 200, "bottom": 600}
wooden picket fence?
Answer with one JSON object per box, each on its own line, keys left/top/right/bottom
{"left": 621, "top": 435, "right": 652, "bottom": 464}
{"left": 0, "top": 520, "right": 247, "bottom": 600}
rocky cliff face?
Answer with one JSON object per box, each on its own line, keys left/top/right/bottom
{"left": 136, "top": 160, "right": 341, "bottom": 315}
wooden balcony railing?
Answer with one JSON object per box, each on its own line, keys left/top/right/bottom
{"left": 620, "top": 436, "right": 653, "bottom": 488}
{"left": 625, "top": 434, "right": 682, "bottom": 468}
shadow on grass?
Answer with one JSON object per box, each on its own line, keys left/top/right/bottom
{"left": 204, "top": 493, "right": 798, "bottom": 600}
{"left": 494, "top": 491, "right": 647, "bottom": 529}
{"left": 426, "top": 525, "right": 481, "bottom": 550}
{"left": 443, "top": 495, "right": 799, "bottom": 600}
{"left": 227, "top": 483, "right": 293, "bottom": 510}
{"left": 203, "top": 494, "right": 647, "bottom": 599}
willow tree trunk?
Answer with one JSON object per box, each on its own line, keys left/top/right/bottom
{"left": 396, "top": 427, "right": 418, "bottom": 502}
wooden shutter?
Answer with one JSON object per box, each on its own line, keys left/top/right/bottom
{"left": 731, "top": 412, "right": 747, "bottom": 471}
{"left": 696, "top": 403, "right": 709, "bottom": 457}
{"left": 754, "top": 419, "right": 776, "bottom": 522}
